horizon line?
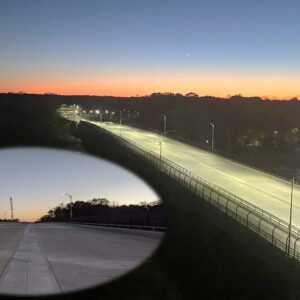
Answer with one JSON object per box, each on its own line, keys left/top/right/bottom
{"left": 1, "top": 91, "right": 299, "bottom": 101}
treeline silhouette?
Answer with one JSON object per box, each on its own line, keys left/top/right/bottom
{"left": 74, "top": 92, "right": 300, "bottom": 178}
{"left": 0, "top": 93, "right": 80, "bottom": 149}
{"left": 0, "top": 219, "right": 19, "bottom": 222}
{"left": 1, "top": 92, "right": 300, "bottom": 177}
{"left": 40, "top": 198, "right": 165, "bottom": 227}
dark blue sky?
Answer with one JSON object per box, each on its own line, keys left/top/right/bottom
{"left": 0, "top": 0, "right": 299, "bottom": 97}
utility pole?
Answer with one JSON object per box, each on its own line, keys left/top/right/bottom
{"left": 10, "top": 197, "right": 14, "bottom": 220}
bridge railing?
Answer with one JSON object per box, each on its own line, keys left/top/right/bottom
{"left": 59, "top": 109, "right": 300, "bottom": 260}
{"left": 96, "top": 123, "right": 300, "bottom": 260}
{"left": 70, "top": 222, "right": 166, "bottom": 232}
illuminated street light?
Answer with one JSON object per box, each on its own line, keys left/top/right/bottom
{"left": 110, "top": 111, "right": 115, "bottom": 122}
{"left": 210, "top": 122, "right": 215, "bottom": 153}
{"left": 105, "top": 110, "right": 115, "bottom": 123}
{"left": 95, "top": 110, "right": 100, "bottom": 122}
{"left": 287, "top": 174, "right": 300, "bottom": 257}
{"left": 63, "top": 193, "right": 73, "bottom": 219}
{"left": 96, "top": 109, "right": 103, "bottom": 124}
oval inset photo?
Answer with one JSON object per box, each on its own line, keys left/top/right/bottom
{"left": 0, "top": 148, "right": 165, "bottom": 296}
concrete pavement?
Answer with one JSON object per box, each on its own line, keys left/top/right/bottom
{"left": 61, "top": 107, "right": 300, "bottom": 228}
{"left": 0, "top": 223, "right": 163, "bottom": 296}
{"left": 87, "top": 120, "right": 300, "bottom": 230}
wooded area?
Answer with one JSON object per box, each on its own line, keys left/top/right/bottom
{"left": 40, "top": 198, "right": 165, "bottom": 227}
{"left": 1, "top": 92, "right": 299, "bottom": 178}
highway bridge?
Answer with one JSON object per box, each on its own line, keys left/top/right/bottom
{"left": 60, "top": 105, "right": 300, "bottom": 260}
{"left": 0, "top": 222, "right": 162, "bottom": 296}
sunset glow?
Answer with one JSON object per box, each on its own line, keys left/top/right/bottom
{"left": 0, "top": 148, "right": 158, "bottom": 222}
{"left": 1, "top": 0, "right": 300, "bottom": 99}
{"left": 0, "top": 74, "right": 299, "bottom": 99}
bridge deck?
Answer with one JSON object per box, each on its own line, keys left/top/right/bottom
{"left": 87, "top": 121, "right": 300, "bottom": 231}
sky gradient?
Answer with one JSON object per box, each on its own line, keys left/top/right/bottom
{"left": 0, "top": 148, "right": 158, "bottom": 222}
{"left": 0, "top": 0, "right": 299, "bottom": 98}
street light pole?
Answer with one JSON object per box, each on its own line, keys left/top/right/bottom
{"left": 119, "top": 110, "right": 123, "bottom": 136}
{"left": 159, "top": 134, "right": 162, "bottom": 161}
{"left": 161, "top": 114, "right": 167, "bottom": 135}
{"left": 287, "top": 175, "right": 295, "bottom": 257}
{"left": 63, "top": 193, "right": 73, "bottom": 219}
{"left": 158, "top": 130, "right": 176, "bottom": 162}
{"left": 96, "top": 110, "right": 103, "bottom": 125}
{"left": 110, "top": 112, "right": 114, "bottom": 122}
{"left": 210, "top": 122, "right": 215, "bottom": 153}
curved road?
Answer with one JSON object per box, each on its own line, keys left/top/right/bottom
{"left": 99, "top": 122, "right": 300, "bottom": 228}
{"left": 61, "top": 106, "right": 300, "bottom": 230}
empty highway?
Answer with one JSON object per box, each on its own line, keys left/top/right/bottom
{"left": 0, "top": 222, "right": 163, "bottom": 296}
{"left": 60, "top": 108, "right": 300, "bottom": 231}
{"left": 100, "top": 122, "right": 300, "bottom": 228}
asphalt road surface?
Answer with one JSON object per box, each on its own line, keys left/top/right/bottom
{"left": 0, "top": 222, "right": 163, "bottom": 296}
{"left": 61, "top": 108, "right": 300, "bottom": 231}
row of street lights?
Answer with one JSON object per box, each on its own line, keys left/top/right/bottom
{"left": 75, "top": 105, "right": 298, "bottom": 259}
{"left": 82, "top": 110, "right": 115, "bottom": 124}
{"left": 156, "top": 112, "right": 296, "bottom": 259}
{"left": 80, "top": 108, "right": 216, "bottom": 152}
{"left": 83, "top": 109, "right": 140, "bottom": 125}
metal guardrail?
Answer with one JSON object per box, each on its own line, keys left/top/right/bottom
{"left": 70, "top": 222, "right": 166, "bottom": 232}
{"left": 96, "top": 123, "right": 300, "bottom": 260}
{"left": 59, "top": 108, "right": 300, "bottom": 259}
{"left": 98, "top": 124, "right": 300, "bottom": 235}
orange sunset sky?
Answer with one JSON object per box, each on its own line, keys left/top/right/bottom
{"left": 1, "top": 1, "right": 300, "bottom": 99}
{"left": 0, "top": 74, "right": 299, "bottom": 100}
